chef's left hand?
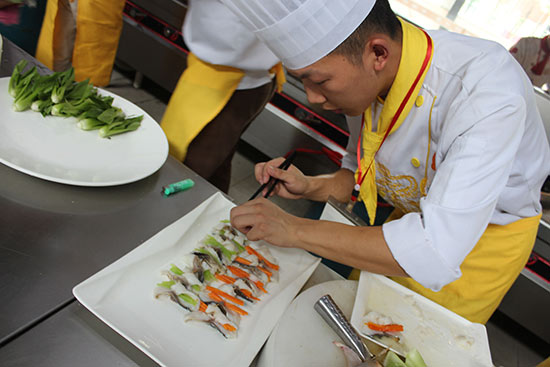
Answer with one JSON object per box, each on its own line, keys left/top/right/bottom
{"left": 230, "top": 198, "right": 300, "bottom": 248}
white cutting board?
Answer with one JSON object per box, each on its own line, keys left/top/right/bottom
{"left": 256, "top": 280, "right": 358, "bottom": 367}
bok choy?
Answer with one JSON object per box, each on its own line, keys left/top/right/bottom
{"left": 8, "top": 60, "right": 143, "bottom": 138}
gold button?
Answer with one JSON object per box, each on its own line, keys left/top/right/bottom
{"left": 411, "top": 157, "right": 421, "bottom": 168}
{"left": 415, "top": 95, "right": 424, "bottom": 107}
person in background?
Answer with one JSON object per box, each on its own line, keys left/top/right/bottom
{"left": 0, "top": 0, "right": 45, "bottom": 56}
{"left": 510, "top": 35, "right": 550, "bottom": 89}
{"left": 226, "top": 0, "right": 550, "bottom": 324}
{"left": 35, "top": 0, "right": 125, "bottom": 87}
{"left": 160, "top": 0, "right": 285, "bottom": 193}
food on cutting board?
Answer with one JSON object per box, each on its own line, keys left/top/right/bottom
{"left": 384, "top": 349, "right": 427, "bottom": 367}
{"left": 334, "top": 341, "right": 426, "bottom": 367}
{"left": 362, "top": 311, "right": 404, "bottom": 338}
{"left": 8, "top": 60, "right": 143, "bottom": 138}
{"left": 153, "top": 220, "right": 279, "bottom": 339}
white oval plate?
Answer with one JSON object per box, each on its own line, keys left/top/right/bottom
{"left": 0, "top": 77, "right": 168, "bottom": 186}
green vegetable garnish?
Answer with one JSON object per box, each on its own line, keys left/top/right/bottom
{"left": 194, "top": 247, "right": 223, "bottom": 266}
{"left": 231, "top": 239, "right": 246, "bottom": 253}
{"left": 205, "top": 235, "right": 235, "bottom": 259}
{"left": 170, "top": 264, "right": 184, "bottom": 276}
{"left": 157, "top": 280, "right": 175, "bottom": 289}
{"left": 191, "top": 284, "right": 202, "bottom": 292}
{"left": 178, "top": 293, "right": 197, "bottom": 306}
{"left": 203, "top": 269, "right": 215, "bottom": 282}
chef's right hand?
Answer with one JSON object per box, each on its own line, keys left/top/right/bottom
{"left": 255, "top": 157, "right": 309, "bottom": 199}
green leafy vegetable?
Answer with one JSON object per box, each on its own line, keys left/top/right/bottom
{"left": 98, "top": 116, "right": 143, "bottom": 138}
{"left": 8, "top": 60, "right": 143, "bottom": 138}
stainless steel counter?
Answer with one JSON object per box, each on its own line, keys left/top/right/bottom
{"left": 0, "top": 152, "right": 217, "bottom": 344}
{"left": 0, "top": 36, "right": 220, "bottom": 346}
{"left": 0, "top": 36, "right": 342, "bottom": 366}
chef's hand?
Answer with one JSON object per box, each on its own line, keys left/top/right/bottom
{"left": 255, "top": 157, "right": 309, "bottom": 199}
{"left": 230, "top": 198, "right": 299, "bottom": 248}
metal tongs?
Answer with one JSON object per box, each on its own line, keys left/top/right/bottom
{"left": 314, "top": 294, "right": 382, "bottom": 367}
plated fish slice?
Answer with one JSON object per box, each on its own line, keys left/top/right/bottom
{"left": 154, "top": 220, "right": 280, "bottom": 339}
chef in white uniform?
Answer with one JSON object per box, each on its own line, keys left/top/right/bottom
{"left": 161, "top": 0, "right": 284, "bottom": 192}
{"left": 226, "top": 0, "right": 550, "bottom": 323}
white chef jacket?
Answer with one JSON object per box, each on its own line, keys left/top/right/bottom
{"left": 510, "top": 36, "right": 550, "bottom": 89}
{"left": 342, "top": 30, "right": 550, "bottom": 291}
{"left": 183, "top": 0, "right": 280, "bottom": 90}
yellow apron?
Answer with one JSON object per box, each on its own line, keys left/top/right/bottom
{"left": 161, "top": 53, "right": 285, "bottom": 162}
{"left": 391, "top": 214, "right": 541, "bottom": 324}
{"left": 35, "top": 0, "right": 125, "bottom": 87}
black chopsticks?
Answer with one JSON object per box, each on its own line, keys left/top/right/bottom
{"left": 248, "top": 151, "right": 297, "bottom": 201}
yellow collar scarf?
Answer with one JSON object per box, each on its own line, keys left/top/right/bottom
{"left": 355, "top": 18, "right": 433, "bottom": 225}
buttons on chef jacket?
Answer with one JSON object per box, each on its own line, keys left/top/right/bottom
{"left": 415, "top": 95, "right": 424, "bottom": 107}
{"left": 411, "top": 157, "right": 421, "bottom": 168}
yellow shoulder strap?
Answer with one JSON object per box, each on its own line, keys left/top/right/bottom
{"left": 161, "top": 53, "right": 244, "bottom": 161}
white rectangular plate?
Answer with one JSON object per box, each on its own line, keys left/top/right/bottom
{"left": 351, "top": 272, "right": 493, "bottom": 367}
{"left": 73, "top": 192, "right": 320, "bottom": 367}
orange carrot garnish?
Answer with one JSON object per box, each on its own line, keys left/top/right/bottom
{"left": 227, "top": 265, "right": 250, "bottom": 279}
{"left": 239, "top": 288, "right": 261, "bottom": 301}
{"left": 234, "top": 256, "right": 252, "bottom": 265}
{"left": 246, "top": 246, "right": 279, "bottom": 270}
{"left": 206, "top": 286, "right": 245, "bottom": 306}
{"left": 208, "top": 291, "right": 224, "bottom": 303}
{"left": 257, "top": 266, "right": 272, "bottom": 280}
{"left": 366, "top": 322, "right": 404, "bottom": 333}
{"left": 223, "top": 323, "right": 237, "bottom": 332}
{"left": 254, "top": 280, "right": 268, "bottom": 293}
{"left": 215, "top": 273, "right": 236, "bottom": 284}
{"left": 199, "top": 301, "right": 207, "bottom": 312}
{"left": 224, "top": 302, "right": 248, "bottom": 316}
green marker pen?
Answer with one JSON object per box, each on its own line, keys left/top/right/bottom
{"left": 162, "top": 178, "right": 195, "bottom": 197}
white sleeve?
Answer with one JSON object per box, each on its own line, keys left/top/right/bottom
{"left": 183, "top": 0, "right": 279, "bottom": 71}
{"left": 382, "top": 88, "right": 527, "bottom": 291}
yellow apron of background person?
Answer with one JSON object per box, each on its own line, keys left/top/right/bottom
{"left": 35, "top": 0, "right": 125, "bottom": 87}
{"left": 161, "top": 53, "right": 285, "bottom": 162}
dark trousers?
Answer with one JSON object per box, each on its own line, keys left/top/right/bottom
{"left": 183, "top": 79, "right": 276, "bottom": 193}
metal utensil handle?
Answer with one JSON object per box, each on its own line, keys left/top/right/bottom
{"left": 314, "top": 294, "right": 374, "bottom": 361}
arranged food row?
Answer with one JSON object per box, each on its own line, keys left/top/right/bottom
{"left": 8, "top": 60, "right": 143, "bottom": 138}
{"left": 154, "top": 220, "right": 279, "bottom": 339}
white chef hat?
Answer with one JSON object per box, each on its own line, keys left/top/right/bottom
{"left": 220, "top": 0, "right": 376, "bottom": 70}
